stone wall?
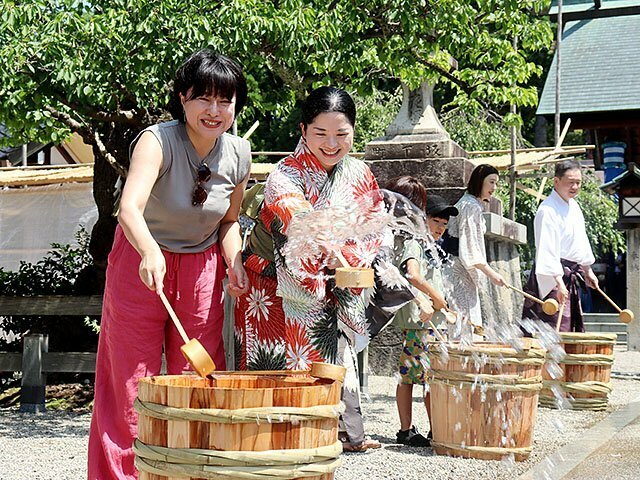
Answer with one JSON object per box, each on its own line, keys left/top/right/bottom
{"left": 479, "top": 239, "right": 524, "bottom": 327}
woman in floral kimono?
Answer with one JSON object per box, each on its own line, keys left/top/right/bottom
{"left": 235, "top": 86, "right": 382, "bottom": 451}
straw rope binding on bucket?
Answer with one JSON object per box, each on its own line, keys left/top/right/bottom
{"left": 134, "top": 440, "right": 343, "bottom": 479}
{"left": 428, "top": 370, "right": 543, "bottom": 392}
{"left": 430, "top": 441, "right": 532, "bottom": 457}
{"left": 542, "top": 380, "right": 613, "bottom": 395}
{"left": 559, "top": 354, "right": 614, "bottom": 366}
{"left": 134, "top": 398, "right": 344, "bottom": 424}
{"left": 558, "top": 333, "right": 617, "bottom": 345}
{"left": 134, "top": 398, "right": 344, "bottom": 479}
{"left": 538, "top": 394, "right": 609, "bottom": 411}
{"left": 428, "top": 346, "right": 546, "bottom": 366}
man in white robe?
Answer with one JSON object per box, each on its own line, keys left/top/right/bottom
{"left": 522, "top": 160, "right": 599, "bottom": 332}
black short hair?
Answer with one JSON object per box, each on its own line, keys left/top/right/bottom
{"left": 554, "top": 159, "right": 582, "bottom": 178}
{"left": 467, "top": 164, "right": 499, "bottom": 197}
{"left": 168, "top": 49, "right": 248, "bottom": 122}
{"left": 301, "top": 87, "right": 356, "bottom": 128}
{"left": 384, "top": 176, "right": 427, "bottom": 211}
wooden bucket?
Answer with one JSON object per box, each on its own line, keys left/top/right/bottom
{"left": 134, "top": 362, "right": 345, "bottom": 480}
{"left": 539, "top": 332, "right": 617, "bottom": 411}
{"left": 427, "top": 342, "right": 545, "bottom": 461}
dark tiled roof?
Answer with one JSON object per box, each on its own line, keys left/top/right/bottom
{"left": 537, "top": 14, "right": 640, "bottom": 115}
{"left": 549, "top": 0, "right": 640, "bottom": 15}
{"left": 0, "top": 125, "right": 45, "bottom": 165}
{"left": 601, "top": 162, "right": 640, "bottom": 193}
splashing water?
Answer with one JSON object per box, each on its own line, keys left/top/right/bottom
{"left": 282, "top": 189, "right": 436, "bottom": 281}
{"left": 501, "top": 454, "right": 516, "bottom": 471}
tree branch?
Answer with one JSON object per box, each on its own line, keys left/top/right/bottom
{"left": 263, "top": 52, "right": 311, "bottom": 101}
{"left": 21, "top": 66, "right": 144, "bottom": 126}
{"left": 50, "top": 87, "right": 142, "bottom": 126}
{"left": 412, "top": 50, "right": 474, "bottom": 96}
{"left": 44, "top": 105, "right": 128, "bottom": 178}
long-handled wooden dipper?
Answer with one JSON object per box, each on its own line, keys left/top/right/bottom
{"left": 333, "top": 251, "right": 375, "bottom": 289}
{"left": 158, "top": 291, "right": 216, "bottom": 377}
{"left": 413, "top": 296, "right": 447, "bottom": 343}
{"left": 505, "top": 283, "right": 560, "bottom": 315}
{"left": 555, "top": 301, "right": 566, "bottom": 332}
{"left": 593, "top": 286, "right": 635, "bottom": 324}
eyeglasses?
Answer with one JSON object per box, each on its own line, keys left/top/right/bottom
{"left": 192, "top": 163, "right": 211, "bottom": 206}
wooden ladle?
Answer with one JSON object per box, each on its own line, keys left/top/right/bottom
{"left": 505, "top": 283, "right": 559, "bottom": 316}
{"left": 158, "top": 291, "right": 216, "bottom": 377}
{"left": 310, "top": 362, "right": 346, "bottom": 383}
{"left": 333, "top": 251, "right": 375, "bottom": 289}
{"left": 594, "top": 286, "right": 635, "bottom": 324}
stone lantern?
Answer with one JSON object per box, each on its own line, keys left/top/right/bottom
{"left": 602, "top": 163, "right": 640, "bottom": 229}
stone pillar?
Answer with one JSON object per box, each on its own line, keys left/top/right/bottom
{"left": 365, "top": 82, "right": 472, "bottom": 202}
{"left": 364, "top": 81, "right": 528, "bottom": 374}
{"left": 627, "top": 229, "right": 640, "bottom": 351}
{"left": 479, "top": 213, "right": 528, "bottom": 325}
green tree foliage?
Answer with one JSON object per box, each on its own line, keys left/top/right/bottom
{"left": 442, "top": 108, "right": 520, "bottom": 152}
{"left": 0, "top": 0, "right": 553, "bottom": 263}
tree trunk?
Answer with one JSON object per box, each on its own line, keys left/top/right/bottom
{"left": 534, "top": 115, "right": 548, "bottom": 147}
{"left": 87, "top": 124, "right": 136, "bottom": 293}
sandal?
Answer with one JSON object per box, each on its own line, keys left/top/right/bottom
{"left": 342, "top": 436, "right": 382, "bottom": 452}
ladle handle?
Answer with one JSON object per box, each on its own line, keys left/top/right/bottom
{"left": 428, "top": 319, "right": 447, "bottom": 343}
{"left": 505, "top": 283, "right": 544, "bottom": 305}
{"left": 334, "top": 250, "right": 349, "bottom": 268}
{"left": 555, "top": 302, "right": 565, "bottom": 332}
{"left": 159, "top": 291, "right": 190, "bottom": 345}
{"left": 595, "top": 286, "right": 623, "bottom": 314}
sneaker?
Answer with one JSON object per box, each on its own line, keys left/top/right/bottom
{"left": 396, "top": 425, "right": 431, "bottom": 446}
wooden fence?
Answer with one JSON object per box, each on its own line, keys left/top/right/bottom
{"left": 0, "top": 295, "right": 101, "bottom": 412}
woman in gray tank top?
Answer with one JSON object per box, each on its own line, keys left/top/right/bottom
{"left": 88, "top": 50, "right": 251, "bottom": 479}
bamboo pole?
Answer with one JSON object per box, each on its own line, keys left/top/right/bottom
{"left": 535, "top": 177, "right": 548, "bottom": 207}
{"left": 508, "top": 35, "right": 519, "bottom": 221}
{"left": 468, "top": 144, "right": 594, "bottom": 156}
{"left": 242, "top": 121, "right": 260, "bottom": 140}
{"left": 555, "top": 0, "right": 563, "bottom": 145}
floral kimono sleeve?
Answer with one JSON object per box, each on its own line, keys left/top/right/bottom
{"left": 262, "top": 164, "right": 314, "bottom": 237}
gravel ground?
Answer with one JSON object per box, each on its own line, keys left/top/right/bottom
{"left": 1, "top": 352, "right": 639, "bottom": 480}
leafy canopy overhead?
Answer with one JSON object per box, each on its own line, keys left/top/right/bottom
{"left": 1, "top": 0, "right": 552, "bottom": 165}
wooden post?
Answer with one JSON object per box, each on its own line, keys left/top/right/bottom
{"left": 223, "top": 281, "right": 236, "bottom": 370}
{"left": 627, "top": 229, "right": 640, "bottom": 351}
{"left": 508, "top": 35, "right": 518, "bottom": 221}
{"left": 554, "top": 0, "right": 563, "bottom": 145}
{"left": 20, "top": 334, "right": 48, "bottom": 413}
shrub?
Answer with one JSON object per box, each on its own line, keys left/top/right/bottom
{"left": 0, "top": 227, "right": 99, "bottom": 376}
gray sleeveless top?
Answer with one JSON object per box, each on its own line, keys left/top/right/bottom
{"left": 130, "top": 120, "right": 251, "bottom": 253}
